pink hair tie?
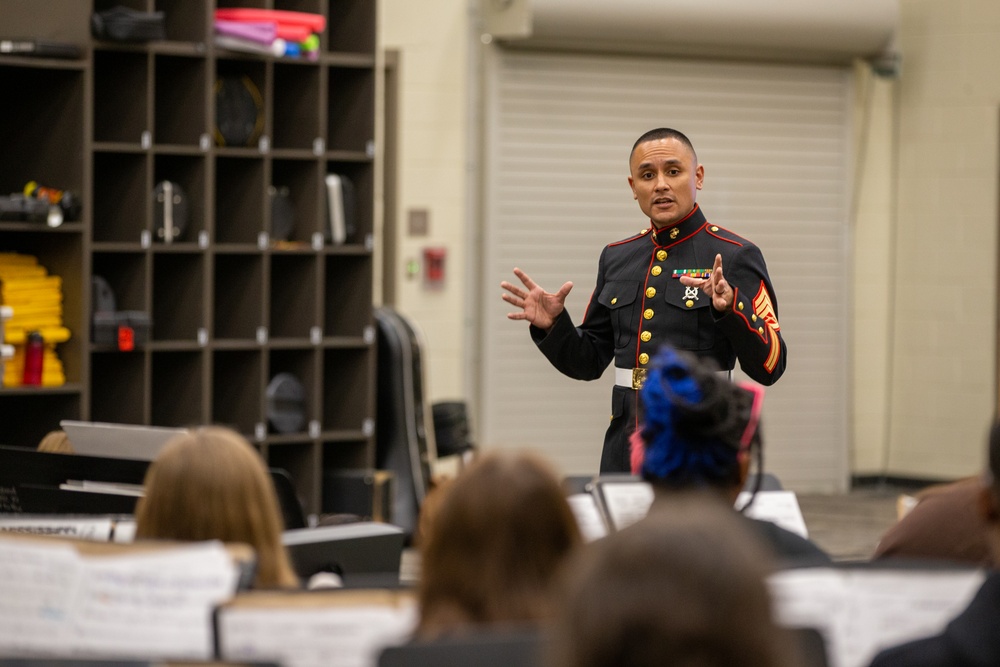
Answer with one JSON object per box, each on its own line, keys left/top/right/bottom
{"left": 629, "top": 429, "right": 646, "bottom": 475}
{"left": 737, "top": 382, "right": 765, "bottom": 452}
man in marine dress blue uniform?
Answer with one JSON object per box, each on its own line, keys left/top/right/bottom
{"left": 501, "top": 128, "right": 787, "bottom": 472}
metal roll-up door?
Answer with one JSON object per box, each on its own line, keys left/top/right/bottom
{"left": 479, "top": 48, "right": 851, "bottom": 491}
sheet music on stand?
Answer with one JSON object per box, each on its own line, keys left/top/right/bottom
{"left": 565, "top": 492, "right": 608, "bottom": 542}
{"left": 0, "top": 515, "right": 136, "bottom": 543}
{"left": 769, "top": 566, "right": 985, "bottom": 667}
{"left": 577, "top": 476, "right": 809, "bottom": 537}
{"left": 216, "top": 589, "right": 418, "bottom": 667}
{"left": 594, "top": 476, "right": 655, "bottom": 532}
{"left": 0, "top": 533, "right": 245, "bottom": 660}
{"left": 0, "top": 514, "right": 118, "bottom": 541}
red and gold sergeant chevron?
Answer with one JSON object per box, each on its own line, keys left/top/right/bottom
{"left": 753, "top": 282, "right": 780, "bottom": 332}
{"left": 753, "top": 282, "right": 781, "bottom": 373}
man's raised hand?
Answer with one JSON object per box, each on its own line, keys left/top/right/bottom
{"left": 678, "top": 253, "right": 733, "bottom": 312}
{"left": 501, "top": 267, "right": 573, "bottom": 332}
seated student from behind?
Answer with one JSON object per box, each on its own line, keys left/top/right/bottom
{"left": 872, "top": 475, "right": 992, "bottom": 567}
{"left": 414, "top": 450, "right": 583, "bottom": 639}
{"left": 549, "top": 494, "right": 800, "bottom": 667}
{"left": 37, "top": 429, "right": 74, "bottom": 454}
{"left": 868, "top": 418, "right": 1000, "bottom": 667}
{"left": 134, "top": 426, "right": 300, "bottom": 589}
{"left": 630, "top": 346, "right": 831, "bottom": 567}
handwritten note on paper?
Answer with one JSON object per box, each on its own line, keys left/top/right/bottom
{"left": 599, "top": 481, "right": 654, "bottom": 531}
{"left": 769, "top": 567, "right": 985, "bottom": 667}
{"left": 218, "top": 601, "right": 418, "bottom": 667}
{"left": 70, "top": 541, "right": 240, "bottom": 660}
{"left": 0, "top": 539, "right": 83, "bottom": 656}
{"left": 738, "top": 491, "right": 809, "bottom": 538}
{"left": 567, "top": 493, "right": 608, "bottom": 542}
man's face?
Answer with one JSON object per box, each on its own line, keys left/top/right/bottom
{"left": 628, "top": 137, "right": 704, "bottom": 228}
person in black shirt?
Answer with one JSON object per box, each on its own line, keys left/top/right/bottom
{"left": 630, "top": 345, "right": 828, "bottom": 567}
{"left": 867, "top": 419, "right": 1000, "bottom": 667}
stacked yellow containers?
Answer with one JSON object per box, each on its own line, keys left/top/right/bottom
{"left": 0, "top": 253, "right": 71, "bottom": 387}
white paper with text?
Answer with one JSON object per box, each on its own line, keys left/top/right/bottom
{"left": 218, "top": 601, "right": 418, "bottom": 667}
{"left": 0, "top": 537, "right": 240, "bottom": 660}
{"left": 567, "top": 493, "right": 608, "bottom": 541}
{"left": 769, "top": 567, "right": 984, "bottom": 667}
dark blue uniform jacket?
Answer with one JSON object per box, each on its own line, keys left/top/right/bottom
{"left": 530, "top": 204, "right": 787, "bottom": 471}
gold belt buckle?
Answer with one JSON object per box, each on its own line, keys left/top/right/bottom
{"left": 632, "top": 368, "right": 647, "bottom": 390}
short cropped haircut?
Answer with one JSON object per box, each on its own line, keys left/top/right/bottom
{"left": 630, "top": 128, "right": 697, "bottom": 162}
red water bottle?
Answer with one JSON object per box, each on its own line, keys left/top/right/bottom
{"left": 22, "top": 331, "right": 44, "bottom": 386}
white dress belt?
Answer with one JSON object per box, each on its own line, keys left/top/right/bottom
{"left": 615, "top": 365, "right": 732, "bottom": 389}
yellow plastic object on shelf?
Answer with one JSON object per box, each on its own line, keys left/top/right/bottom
{"left": 4, "top": 326, "right": 72, "bottom": 345}
{"left": 3, "top": 345, "right": 66, "bottom": 387}
{"left": 0, "top": 252, "right": 39, "bottom": 266}
{"left": 0, "top": 253, "right": 71, "bottom": 387}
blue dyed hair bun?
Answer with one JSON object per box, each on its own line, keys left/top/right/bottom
{"left": 634, "top": 347, "right": 755, "bottom": 490}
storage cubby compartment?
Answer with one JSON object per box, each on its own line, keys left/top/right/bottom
{"left": 215, "top": 0, "right": 267, "bottom": 10}
{"left": 321, "top": 439, "right": 370, "bottom": 471}
{"left": 153, "top": 154, "right": 207, "bottom": 243}
{"left": 212, "top": 349, "right": 262, "bottom": 435}
{"left": 93, "top": 252, "right": 147, "bottom": 314}
{"left": 4, "top": 233, "right": 84, "bottom": 383}
{"left": 151, "top": 350, "right": 204, "bottom": 426}
{"left": 269, "top": 255, "right": 317, "bottom": 340}
{"left": 266, "top": 347, "right": 316, "bottom": 433}
{"left": 153, "top": 253, "right": 204, "bottom": 341}
{"left": 215, "top": 156, "right": 265, "bottom": 243}
{"left": 93, "top": 152, "right": 149, "bottom": 243}
{"left": 325, "top": 159, "right": 373, "bottom": 242}
{"left": 214, "top": 59, "right": 266, "bottom": 149}
{"left": 0, "top": 392, "right": 81, "bottom": 449}
{"left": 93, "top": 0, "right": 145, "bottom": 13}
{"left": 94, "top": 51, "right": 149, "bottom": 145}
{"left": 213, "top": 253, "right": 263, "bottom": 340}
{"left": 272, "top": 62, "right": 322, "bottom": 151}
{"left": 156, "top": 0, "right": 209, "bottom": 43}
{"left": 0, "top": 65, "right": 84, "bottom": 194}
{"left": 323, "top": 255, "right": 372, "bottom": 337}
{"left": 271, "top": 159, "right": 321, "bottom": 243}
{"left": 327, "top": 0, "right": 376, "bottom": 54}
{"left": 90, "top": 351, "right": 147, "bottom": 424}
{"left": 273, "top": 0, "right": 323, "bottom": 15}
{"left": 265, "top": 442, "right": 317, "bottom": 521}
{"left": 326, "top": 67, "right": 375, "bottom": 154}
{"left": 155, "top": 55, "right": 208, "bottom": 146}
{"left": 321, "top": 348, "right": 371, "bottom": 431}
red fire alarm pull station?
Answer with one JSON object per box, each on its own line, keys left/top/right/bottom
{"left": 423, "top": 247, "right": 446, "bottom": 288}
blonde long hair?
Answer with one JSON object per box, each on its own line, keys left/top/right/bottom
{"left": 135, "top": 426, "right": 299, "bottom": 589}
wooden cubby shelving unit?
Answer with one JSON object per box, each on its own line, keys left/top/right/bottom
{"left": 0, "top": 0, "right": 379, "bottom": 515}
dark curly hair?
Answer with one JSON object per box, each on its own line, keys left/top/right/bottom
{"left": 630, "top": 346, "right": 764, "bottom": 510}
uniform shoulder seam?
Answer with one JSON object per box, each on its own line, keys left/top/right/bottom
{"left": 608, "top": 231, "right": 648, "bottom": 248}
{"left": 705, "top": 225, "right": 749, "bottom": 247}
